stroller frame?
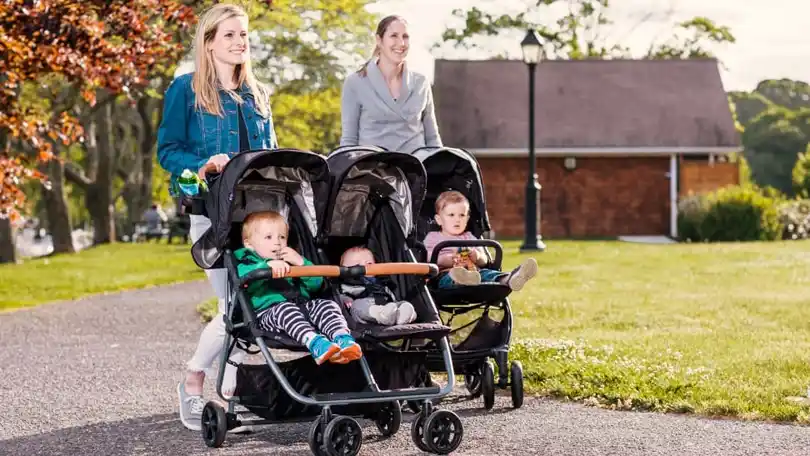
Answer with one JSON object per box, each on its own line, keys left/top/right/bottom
{"left": 410, "top": 146, "right": 525, "bottom": 410}
{"left": 189, "top": 148, "right": 462, "bottom": 455}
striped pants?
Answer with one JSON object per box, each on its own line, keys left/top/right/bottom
{"left": 257, "top": 299, "right": 350, "bottom": 347}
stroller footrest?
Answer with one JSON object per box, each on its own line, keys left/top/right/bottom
{"left": 312, "top": 386, "right": 441, "bottom": 402}
{"left": 430, "top": 283, "right": 512, "bottom": 306}
{"left": 352, "top": 322, "right": 451, "bottom": 342}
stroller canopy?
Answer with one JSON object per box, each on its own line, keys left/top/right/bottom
{"left": 191, "top": 148, "right": 330, "bottom": 269}
{"left": 411, "top": 146, "right": 492, "bottom": 238}
{"left": 323, "top": 146, "right": 426, "bottom": 239}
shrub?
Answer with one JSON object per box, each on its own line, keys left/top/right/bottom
{"left": 677, "top": 194, "right": 709, "bottom": 242}
{"left": 779, "top": 199, "right": 810, "bottom": 240}
{"left": 677, "top": 185, "right": 783, "bottom": 242}
{"left": 791, "top": 146, "right": 810, "bottom": 198}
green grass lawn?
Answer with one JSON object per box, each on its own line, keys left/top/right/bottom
{"left": 500, "top": 239, "right": 810, "bottom": 423}
{"left": 0, "top": 243, "right": 204, "bottom": 311}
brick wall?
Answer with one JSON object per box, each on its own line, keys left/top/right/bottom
{"left": 477, "top": 155, "right": 671, "bottom": 238}
{"left": 679, "top": 159, "right": 739, "bottom": 197}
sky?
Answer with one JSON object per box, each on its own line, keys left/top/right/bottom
{"left": 367, "top": 0, "right": 810, "bottom": 92}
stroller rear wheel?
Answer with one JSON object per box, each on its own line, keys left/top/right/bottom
{"left": 481, "top": 360, "right": 495, "bottom": 410}
{"left": 511, "top": 360, "right": 524, "bottom": 409}
{"left": 324, "top": 415, "right": 363, "bottom": 456}
{"left": 201, "top": 401, "right": 228, "bottom": 448}
{"left": 464, "top": 373, "right": 482, "bottom": 398}
{"left": 423, "top": 409, "right": 464, "bottom": 455}
{"left": 374, "top": 401, "right": 402, "bottom": 437}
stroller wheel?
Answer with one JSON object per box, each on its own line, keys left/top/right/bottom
{"left": 482, "top": 360, "right": 496, "bottom": 410}
{"left": 511, "top": 360, "right": 524, "bottom": 409}
{"left": 308, "top": 419, "right": 328, "bottom": 456}
{"left": 374, "top": 401, "right": 402, "bottom": 437}
{"left": 324, "top": 416, "right": 363, "bottom": 456}
{"left": 423, "top": 410, "right": 464, "bottom": 455}
{"left": 464, "top": 373, "right": 482, "bottom": 398}
{"left": 201, "top": 401, "right": 228, "bottom": 448}
{"left": 409, "top": 413, "right": 432, "bottom": 453}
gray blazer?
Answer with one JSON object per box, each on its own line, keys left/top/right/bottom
{"left": 340, "top": 62, "right": 442, "bottom": 153}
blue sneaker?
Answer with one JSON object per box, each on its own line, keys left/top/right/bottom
{"left": 330, "top": 334, "right": 363, "bottom": 364}
{"left": 308, "top": 335, "right": 341, "bottom": 365}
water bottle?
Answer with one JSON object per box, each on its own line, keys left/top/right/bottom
{"left": 178, "top": 169, "right": 206, "bottom": 196}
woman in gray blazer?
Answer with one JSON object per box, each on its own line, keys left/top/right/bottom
{"left": 340, "top": 15, "right": 443, "bottom": 153}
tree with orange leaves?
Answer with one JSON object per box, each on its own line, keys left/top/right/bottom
{"left": 0, "top": 0, "right": 197, "bottom": 262}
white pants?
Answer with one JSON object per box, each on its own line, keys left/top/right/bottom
{"left": 186, "top": 214, "right": 245, "bottom": 394}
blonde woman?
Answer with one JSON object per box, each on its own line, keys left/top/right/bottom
{"left": 156, "top": 3, "right": 277, "bottom": 432}
{"left": 339, "top": 15, "right": 443, "bottom": 152}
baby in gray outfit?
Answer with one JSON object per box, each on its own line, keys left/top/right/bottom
{"left": 338, "top": 246, "right": 417, "bottom": 326}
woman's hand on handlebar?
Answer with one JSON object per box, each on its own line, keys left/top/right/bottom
{"left": 197, "top": 153, "right": 230, "bottom": 179}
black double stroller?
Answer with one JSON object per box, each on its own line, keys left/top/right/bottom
{"left": 409, "top": 146, "right": 525, "bottom": 410}
{"left": 189, "top": 147, "right": 464, "bottom": 455}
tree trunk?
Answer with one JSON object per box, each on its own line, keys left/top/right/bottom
{"left": 41, "top": 159, "right": 76, "bottom": 255}
{"left": 86, "top": 100, "right": 116, "bottom": 245}
{"left": 137, "top": 97, "right": 156, "bottom": 217}
{"left": 0, "top": 218, "right": 16, "bottom": 264}
{"left": 0, "top": 126, "right": 16, "bottom": 264}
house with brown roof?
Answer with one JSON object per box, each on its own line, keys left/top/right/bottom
{"left": 432, "top": 58, "right": 742, "bottom": 239}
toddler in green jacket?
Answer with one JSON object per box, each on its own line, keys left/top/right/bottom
{"left": 234, "top": 210, "right": 361, "bottom": 365}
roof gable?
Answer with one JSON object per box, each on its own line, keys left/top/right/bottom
{"left": 433, "top": 58, "right": 742, "bottom": 150}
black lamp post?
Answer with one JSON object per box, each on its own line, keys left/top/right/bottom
{"left": 519, "top": 29, "right": 546, "bottom": 252}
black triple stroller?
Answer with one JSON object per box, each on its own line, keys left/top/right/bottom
{"left": 409, "top": 146, "right": 525, "bottom": 410}
{"left": 189, "top": 147, "right": 465, "bottom": 455}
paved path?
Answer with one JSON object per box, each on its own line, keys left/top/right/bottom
{"left": 1, "top": 282, "right": 809, "bottom": 456}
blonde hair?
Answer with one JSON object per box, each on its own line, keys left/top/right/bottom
{"left": 242, "top": 211, "right": 287, "bottom": 241}
{"left": 357, "top": 15, "right": 406, "bottom": 77}
{"left": 192, "top": 4, "right": 271, "bottom": 117}
{"left": 435, "top": 190, "right": 469, "bottom": 214}
{"left": 340, "top": 246, "right": 374, "bottom": 266}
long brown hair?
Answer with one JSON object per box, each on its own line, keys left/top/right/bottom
{"left": 357, "top": 15, "right": 406, "bottom": 77}
{"left": 191, "top": 4, "right": 271, "bottom": 117}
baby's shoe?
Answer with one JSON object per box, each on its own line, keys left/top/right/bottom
{"left": 395, "top": 302, "right": 417, "bottom": 325}
{"left": 506, "top": 258, "right": 538, "bottom": 291}
{"left": 369, "top": 302, "right": 399, "bottom": 325}
{"left": 331, "top": 334, "right": 363, "bottom": 364}
{"left": 308, "top": 334, "right": 341, "bottom": 365}
{"left": 449, "top": 266, "right": 481, "bottom": 286}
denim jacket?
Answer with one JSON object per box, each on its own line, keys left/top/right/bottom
{"left": 156, "top": 73, "right": 278, "bottom": 195}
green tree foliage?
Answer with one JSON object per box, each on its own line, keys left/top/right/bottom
{"left": 235, "top": 0, "right": 376, "bottom": 153}
{"left": 740, "top": 106, "right": 810, "bottom": 195}
{"left": 729, "top": 79, "right": 810, "bottom": 195}
{"left": 437, "top": 0, "right": 735, "bottom": 61}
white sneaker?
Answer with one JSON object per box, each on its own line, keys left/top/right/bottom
{"left": 506, "top": 258, "right": 538, "bottom": 291}
{"left": 177, "top": 382, "right": 204, "bottom": 431}
{"left": 448, "top": 267, "right": 481, "bottom": 286}
{"left": 395, "top": 302, "right": 417, "bottom": 325}
{"left": 229, "top": 412, "right": 254, "bottom": 434}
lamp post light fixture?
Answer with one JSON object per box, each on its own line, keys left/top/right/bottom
{"left": 519, "top": 28, "right": 546, "bottom": 252}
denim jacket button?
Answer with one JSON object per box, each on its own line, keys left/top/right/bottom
{"left": 253, "top": 134, "right": 258, "bottom": 139}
